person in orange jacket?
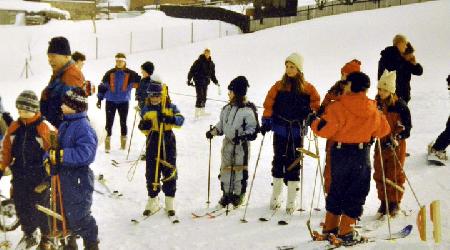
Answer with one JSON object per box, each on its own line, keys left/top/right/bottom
{"left": 260, "top": 52, "right": 320, "bottom": 215}
{"left": 373, "top": 70, "right": 411, "bottom": 217}
{"left": 311, "top": 72, "right": 390, "bottom": 245}
{"left": 318, "top": 59, "right": 361, "bottom": 195}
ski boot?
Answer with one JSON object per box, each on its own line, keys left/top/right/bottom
{"left": 16, "top": 231, "right": 38, "bottom": 249}
{"left": 286, "top": 181, "right": 299, "bottom": 215}
{"left": 376, "top": 201, "right": 387, "bottom": 218}
{"left": 36, "top": 235, "right": 55, "bottom": 250}
{"left": 388, "top": 202, "right": 400, "bottom": 217}
{"left": 216, "top": 194, "right": 230, "bottom": 209}
{"left": 105, "top": 136, "right": 111, "bottom": 153}
{"left": 230, "top": 194, "right": 243, "bottom": 208}
{"left": 83, "top": 239, "right": 99, "bottom": 250}
{"left": 165, "top": 196, "right": 176, "bottom": 215}
{"left": 120, "top": 136, "right": 127, "bottom": 150}
{"left": 270, "top": 178, "right": 284, "bottom": 210}
{"left": 333, "top": 230, "right": 368, "bottom": 247}
{"left": 143, "top": 196, "right": 161, "bottom": 216}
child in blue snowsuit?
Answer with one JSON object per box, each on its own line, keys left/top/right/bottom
{"left": 138, "top": 83, "right": 184, "bottom": 217}
{"left": 48, "top": 87, "right": 99, "bottom": 250}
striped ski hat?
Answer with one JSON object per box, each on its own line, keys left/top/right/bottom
{"left": 62, "top": 87, "right": 88, "bottom": 113}
{"left": 16, "top": 90, "right": 39, "bottom": 113}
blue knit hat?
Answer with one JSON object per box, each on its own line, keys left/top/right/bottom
{"left": 147, "top": 83, "right": 162, "bottom": 97}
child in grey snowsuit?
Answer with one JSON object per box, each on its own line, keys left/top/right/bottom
{"left": 206, "top": 76, "right": 258, "bottom": 208}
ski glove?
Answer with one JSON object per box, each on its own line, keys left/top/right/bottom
{"left": 96, "top": 100, "right": 101, "bottom": 109}
{"left": 305, "top": 112, "right": 317, "bottom": 127}
{"left": 49, "top": 149, "right": 64, "bottom": 166}
{"left": 138, "top": 120, "right": 152, "bottom": 130}
{"left": 232, "top": 134, "right": 251, "bottom": 144}
{"left": 260, "top": 118, "right": 272, "bottom": 135}
{"left": 187, "top": 80, "right": 194, "bottom": 86}
{"left": 206, "top": 127, "right": 218, "bottom": 139}
{"left": 161, "top": 115, "right": 176, "bottom": 124}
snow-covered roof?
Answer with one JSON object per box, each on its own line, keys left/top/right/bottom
{"left": 0, "top": 0, "right": 70, "bottom": 19}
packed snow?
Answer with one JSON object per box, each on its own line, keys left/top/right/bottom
{"left": 0, "top": 0, "right": 449, "bottom": 249}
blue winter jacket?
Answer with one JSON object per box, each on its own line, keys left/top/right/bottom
{"left": 40, "top": 61, "right": 84, "bottom": 128}
{"left": 57, "top": 112, "right": 98, "bottom": 241}
{"left": 97, "top": 68, "right": 141, "bottom": 103}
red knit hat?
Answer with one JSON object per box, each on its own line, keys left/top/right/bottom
{"left": 341, "top": 59, "right": 361, "bottom": 75}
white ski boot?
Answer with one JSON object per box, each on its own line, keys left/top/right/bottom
{"left": 286, "top": 181, "right": 299, "bottom": 215}
{"left": 143, "top": 196, "right": 161, "bottom": 216}
{"left": 270, "top": 178, "right": 284, "bottom": 210}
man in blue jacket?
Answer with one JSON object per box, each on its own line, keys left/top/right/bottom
{"left": 48, "top": 87, "right": 99, "bottom": 250}
{"left": 97, "top": 53, "right": 141, "bottom": 152}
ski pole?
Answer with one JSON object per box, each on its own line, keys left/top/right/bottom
{"left": 241, "top": 135, "right": 265, "bottom": 223}
{"left": 390, "top": 146, "right": 422, "bottom": 207}
{"left": 376, "top": 138, "right": 392, "bottom": 239}
{"left": 226, "top": 130, "right": 238, "bottom": 216}
{"left": 0, "top": 192, "right": 11, "bottom": 249}
{"left": 126, "top": 109, "right": 138, "bottom": 160}
{"left": 207, "top": 125, "right": 212, "bottom": 205}
{"left": 313, "top": 135, "right": 325, "bottom": 211}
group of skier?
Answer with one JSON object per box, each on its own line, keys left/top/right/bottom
{"left": 0, "top": 31, "right": 448, "bottom": 250}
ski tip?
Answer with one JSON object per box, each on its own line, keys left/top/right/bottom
{"left": 259, "top": 218, "right": 269, "bottom": 222}
{"left": 278, "top": 220, "right": 289, "bottom": 225}
{"left": 131, "top": 219, "right": 139, "bottom": 224}
{"left": 240, "top": 219, "right": 249, "bottom": 223}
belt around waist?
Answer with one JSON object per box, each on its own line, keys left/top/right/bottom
{"left": 335, "top": 142, "right": 371, "bottom": 149}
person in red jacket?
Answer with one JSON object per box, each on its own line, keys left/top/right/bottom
{"left": 1, "top": 91, "right": 56, "bottom": 250}
{"left": 374, "top": 70, "right": 411, "bottom": 217}
{"left": 260, "top": 52, "right": 320, "bottom": 215}
{"left": 311, "top": 72, "right": 390, "bottom": 245}
{"left": 319, "top": 59, "right": 361, "bottom": 195}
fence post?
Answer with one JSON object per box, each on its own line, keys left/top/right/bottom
{"left": 130, "top": 32, "right": 133, "bottom": 54}
{"left": 96, "top": 36, "right": 98, "bottom": 60}
{"left": 191, "top": 22, "right": 194, "bottom": 43}
{"left": 161, "top": 27, "right": 164, "bottom": 50}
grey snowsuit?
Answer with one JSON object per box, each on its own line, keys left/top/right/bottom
{"left": 213, "top": 102, "right": 258, "bottom": 196}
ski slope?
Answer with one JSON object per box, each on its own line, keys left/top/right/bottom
{"left": 0, "top": 1, "right": 449, "bottom": 249}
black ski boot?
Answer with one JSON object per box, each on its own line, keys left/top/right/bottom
{"left": 230, "top": 194, "right": 242, "bottom": 208}
{"left": 388, "top": 202, "right": 400, "bottom": 217}
{"left": 338, "top": 230, "right": 367, "bottom": 247}
{"left": 62, "top": 235, "right": 78, "bottom": 250}
{"left": 377, "top": 201, "right": 386, "bottom": 217}
{"left": 83, "top": 239, "right": 99, "bottom": 250}
{"left": 217, "top": 194, "right": 230, "bottom": 208}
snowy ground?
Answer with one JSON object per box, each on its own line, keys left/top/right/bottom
{"left": 0, "top": 0, "right": 449, "bottom": 249}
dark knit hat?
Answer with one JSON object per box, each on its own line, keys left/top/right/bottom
{"left": 16, "top": 90, "right": 39, "bottom": 113}
{"left": 62, "top": 87, "right": 88, "bottom": 113}
{"left": 47, "top": 36, "right": 71, "bottom": 55}
{"left": 147, "top": 83, "right": 162, "bottom": 97}
{"left": 141, "top": 61, "right": 154, "bottom": 75}
{"left": 228, "top": 76, "right": 249, "bottom": 97}
{"left": 347, "top": 72, "right": 371, "bottom": 93}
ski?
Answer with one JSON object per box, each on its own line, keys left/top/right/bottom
{"left": 278, "top": 214, "right": 293, "bottom": 225}
{"left": 259, "top": 209, "right": 279, "bottom": 222}
{"left": 95, "top": 175, "right": 123, "bottom": 198}
{"left": 207, "top": 208, "right": 228, "bottom": 218}
{"left": 168, "top": 212, "right": 180, "bottom": 224}
{"left": 278, "top": 225, "right": 412, "bottom": 250}
{"left": 131, "top": 207, "right": 161, "bottom": 224}
{"left": 191, "top": 207, "right": 223, "bottom": 218}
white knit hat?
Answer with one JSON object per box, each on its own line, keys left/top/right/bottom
{"left": 285, "top": 52, "right": 304, "bottom": 72}
{"left": 378, "top": 70, "right": 397, "bottom": 93}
